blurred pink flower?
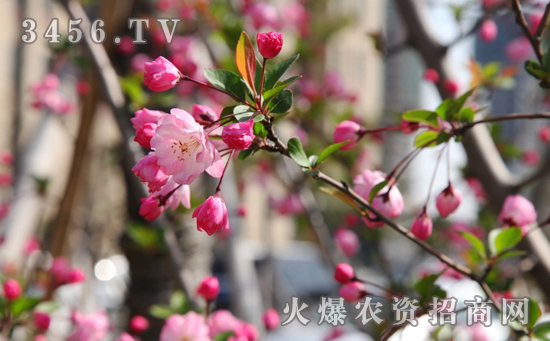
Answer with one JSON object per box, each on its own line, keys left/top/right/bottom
{"left": 498, "top": 195, "right": 537, "bottom": 234}
{"left": 208, "top": 310, "right": 241, "bottom": 338}
{"left": 334, "top": 229, "right": 360, "bottom": 257}
{"left": 245, "top": 2, "right": 280, "bottom": 30}
{"left": 160, "top": 312, "right": 211, "bottom": 341}
{"left": 505, "top": 37, "right": 533, "bottom": 62}
{"left": 67, "top": 311, "right": 109, "bottom": 341}
{"left": 480, "top": 20, "right": 498, "bottom": 42}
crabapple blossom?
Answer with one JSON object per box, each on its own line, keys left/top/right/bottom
{"left": 208, "top": 310, "right": 241, "bottom": 337}
{"left": 132, "top": 153, "right": 169, "bottom": 193}
{"left": 3, "top": 279, "right": 21, "bottom": 300}
{"left": 539, "top": 125, "right": 550, "bottom": 142}
{"left": 444, "top": 79, "right": 459, "bottom": 96}
{"left": 131, "top": 54, "right": 153, "bottom": 73}
{"left": 506, "top": 37, "right": 533, "bottom": 62}
{"left": 139, "top": 195, "right": 164, "bottom": 221}
{"left": 134, "top": 123, "right": 157, "bottom": 149}
{"left": 67, "top": 311, "right": 109, "bottom": 341}
{"left": 151, "top": 109, "right": 224, "bottom": 185}
{"left": 334, "top": 228, "right": 360, "bottom": 257}
{"left": 117, "top": 36, "right": 136, "bottom": 55}
{"left": 129, "top": 315, "right": 149, "bottom": 334}
{"left": 33, "top": 312, "right": 50, "bottom": 331}
{"left": 334, "top": 263, "right": 355, "bottom": 284}
{"left": 424, "top": 68, "right": 439, "bottom": 83}
{"left": 65, "top": 268, "right": 86, "bottom": 284}
{"left": 193, "top": 194, "right": 229, "bottom": 235}
{"left": 498, "top": 195, "right": 537, "bottom": 234}
{"left": 222, "top": 119, "right": 255, "bottom": 150}
{"left": 262, "top": 308, "right": 280, "bottom": 331}
{"left": 411, "top": 211, "right": 433, "bottom": 240}
{"left": 192, "top": 104, "right": 219, "bottom": 123}
{"left": 436, "top": 184, "right": 462, "bottom": 218}
{"left": 0, "top": 151, "right": 13, "bottom": 165}
{"left": 244, "top": 2, "right": 280, "bottom": 30}
{"left": 144, "top": 57, "right": 182, "bottom": 92}
{"left": 480, "top": 20, "right": 498, "bottom": 42}
{"left": 197, "top": 276, "right": 220, "bottom": 301}
{"left": 339, "top": 281, "right": 366, "bottom": 302}
{"left": 271, "top": 193, "right": 304, "bottom": 216}
{"left": 257, "top": 32, "right": 283, "bottom": 59}
{"left": 233, "top": 322, "right": 259, "bottom": 341}
{"left": 131, "top": 108, "right": 165, "bottom": 131}
{"left": 333, "top": 120, "right": 361, "bottom": 150}
{"left": 353, "top": 170, "right": 404, "bottom": 227}
{"left": 523, "top": 149, "right": 540, "bottom": 166}
{"left": 31, "top": 74, "right": 72, "bottom": 115}
{"left": 160, "top": 312, "right": 211, "bottom": 341}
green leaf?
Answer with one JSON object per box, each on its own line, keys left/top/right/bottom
{"left": 287, "top": 137, "right": 310, "bottom": 168}
{"left": 121, "top": 74, "right": 148, "bottom": 107}
{"left": 268, "top": 89, "right": 293, "bottom": 114}
{"left": 308, "top": 155, "right": 319, "bottom": 167}
{"left": 525, "top": 60, "right": 548, "bottom": 80}
{"left": 264, "top": 54, "right": 299, "bottom": 90}
{"left": 127, "top": 224, "right": 163, "bottom": 250}
{"left": 529, "top": 299, "right": 542, "bottom": 329}
{"left": 495, "top": 227, "right": 523, "bottom": 255}
{"left": 544, "top": 47, "right": 550, "bottom": 71}
{"left": 315, "top": 141, "right": 349, "bottom": 166}
{"left": 149, "top": 305, "right": 173, "bottom": 319}
{"left": 402, "top": 110, "right": 439, "bottom": 126}
{"left": 253, "top": 122, "right": 268, "bottom": 138}
{"left": 535, "top": 322, "right": 550, "bottom": 338}
{"left": 459, "top": 107, "right": 475, "bottom": 123}
{"left": 414, "top": 131, "right": 438, "bottom": 148}
{"left": 498, "top": 250, "right": 527, "bottom": 260}
{"left": 482, "top": 62, "right": 501, "bottom": 79}
{"left": 415, "top": 274, "right": 446, "bottom": 302}
{"left": 457, "top": 231, "right": 486, "bottom": 259}
{"left": 220, "top": 105, "right": 237, "bottom": 118}
{"left": 368, "top": 180, "right": 388, "bottom": 203}
{"left": 436, "top": 89, "right": 474, "bottom": 121}
{"left": 436, "top": 132, "right": 451, "bottom": 145}
{"left": 435, "top": 99, "right": 454, "bottom": 120}
{"left": 238, "top": 148, "right": 255, "bottom": 160}
{"left": 34, "top": 301, "right": 60, "bottom": 313}
{"left": 233, "top": 105, "right": 255, "bottom": 122}
{"left": 488, "top": 228, "right": 501, "bottom": 256}
{"left": 170, "top": 291, "right": 190, "bottom": 314}
{"left": 11, "top": 297, "right": 41, "bottom": 318}
{"left": 263, "top": 76, "right": 302, "bottom": 103}
{"left": 253, "top": 114, "right": 265, "bottom": 122}
{"left": 214, "top": 331, "right": 235, "bottom": 341}
{"left": 203, "top": 69, "right": 246, "bottom": 101}
{"left": 254, "top": 58, "right": 263, "bottom": 93}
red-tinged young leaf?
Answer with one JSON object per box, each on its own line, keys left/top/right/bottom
{"left": 236, "top": 32, "right": 257, "bottom": 95}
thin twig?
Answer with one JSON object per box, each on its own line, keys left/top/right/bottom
{"left": 511, "top": 0, "right": 543, "bottom": 63}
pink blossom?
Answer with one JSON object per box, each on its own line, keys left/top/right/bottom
{"left": 129, "top": 315, "right": 149, "bottom": 334}
{"left": 424, "top": 68, "right": 439, "bottom": 83}
{"left": 482, "top": 0, "right": 506, "bottom": 8}
{"left": 0, "top": 172, "right": 13, "bottom": 186}
{"left": 134, "top": 123, "right": 157, "bottom": 149}
{"left": 140, "top": 195, "right": 164, "bottom": 221}
{"left": 498, "top": 195, "right": 537, "bottom": 233}
{"left": 208, "top": 310, "right": 241, "bottom": 337}
{"left": 262, "top": 308, "right": 280, "bottom": 331}
{"left": 245, "top": 2, "right": 280, "bottom": 30}
{"left": 334, "top": 229, "right": 360, "bottom": 257}
{"left": 179, "top": 4, "right": 197, "bottom": 21}
{"left": 0, "top": 151, "right": 14, "bottom": 165}
{"left": 3, "top": 279, "right": 21, "bottom": 301}
{"left": 466, "top": 177, "right": 487, "bottom": 201}
{"left": 68, "top": 311, "right": 110, "bottom": 341}
{"left": 169, "top": 53, "right": 197, "bottom": 77}
{"left": 197, "top": 276, "right": 220, "bottom": 301}
{"left": 151, "top": 109, "right": 224, "bottom": 185}
{"left": 24, "top": 237, "right": 41, "bottom": 256}
{"left": 33, "top": 312, "right": 50, "bottom": 331}
{"left": 131, "top": 53, "right": 153, "bottom": 73}
{"left": 31, "top": 76, "right": 72, "bottom": 115}
{"left": 77, "top": 80, "right": 90, "bottom": 96}
{"left": 530, "top": 13, "right": 543, "bottom": 34}
{"left": 234, "top": 323, "right": 259, "bottom": 341}
{"left": 506, "top": 37, "right": 533, "bottom": 62}
{"left": 333, "top": 121, "right": 361, "bottom": 150}
{"left": 324, "top": 72, "right": 356, "bottom": 101}
{"left": 155, "top": 178, "right": 191, "bottom": 211}
{"left": 144, "top": 57, "right": 182, "bottom": 92}
{"left": 132, "top": 153, "right": 169, "bottom": 193}
{"left": 444, "top": 79, "right": 459, "bottom": 96}
{"left": 539, "top": 125, "right": 550, "bottom": 142}
{"left": 257, "top": 32, "right": 283, "bottom": 59}
{"left": 192, "top": 104, "right": 219, "bottom": 123}
{"left": 116, "top": 333, "right": 136, "bottom": 341}
{"left": 65, "top": 268, "right": 86, "bottom": 284}
{"left": 169, "top": 36, "right": 195, "bottom": 54}
{"left": 480, "top": 20, "right": 498, "bottom": 42}
{"left": 49, "top": 257, "right": 71, "bottom": 284}
{"left": 131, "top": 108, "right": 165, "bottom": 131}
{"left": 160, "top": 312, "right": 211, "bottom": 341}
{"left": 193, "top": 194, "right": 229, "bottom": 235}
{"left": 436, "top": 184, "right": 462, "bottom": 218}
{"left": 117, "top": 36, "right": 136, "bottom": 55}
{"left": 334, "top": 263, "right": 355, "bottom": 284}
{"left": 339, "top": 281, "right": 366, "bottom": 302}
{"left": 411, "top": 211, "right": 433, "bottom": 240}
{"left": 222, "top": 119, "right": 255, "bottom": 150}
{"left": 523, "top": 149, "right": 540, "bottom": 166}
{"left": 353, "top": 170, "right": 404, "bottom": 227}
{"left": 283, "top": 2, "right": 310, "bottom": 37}
{"left": 271, "top": 193, "right": 304, "bottom": 215}
{"left": 156, "top": 0, "right": 175, "bottom": 12}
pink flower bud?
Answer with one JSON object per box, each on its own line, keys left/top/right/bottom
{"left": 334, "top": 263, "right": 355, "bottom": 284}
{"left": 49, "top": 257, "right": 71, "bottom": 284}
{"left": 144, "top": 57, "right": 182, "bottom": 92}
{"left": 197, "top": 276, "right": 220, "bottom": 301}
{"left": 235, "top": 322, "right": 259, "bottom": 341}
{"left": 132, "top": 153, "right": 169, "bottom": 193}
{"left": 192, "top": 104, "right": 219, "bottom": 123}
{"left": 424, "top": 68, "right": 439, "bottom": 83}
{"left": 33, "top": 312, "right": 51, "bottom": 331}
{"left": 0, "top": 172, "right": 13, "bottom": 186}
{"left": 506, "top": 37, "right": 533, "bottom": 62}
{"left": 334, "top": 229, "right": 360, "bottom": 258}
{"left": 77, "top": 80, "right": 90, "bottom": 96}
{"left": 117, "top": 36, "right": 136, "bottom": 55}
{"left": 193, "top": 194, "right": 229, "bottom": 235}
{"left": 134, "top": 123, "right": 157, "bottom": 149}
{"left": 539, "top": 125, "right": 550, "bottom": 143}
{"left": 207, "top": 310, "right": 240, "bottom": 337}
{"left": 444, "top": 79, "right": 459, "bottom": 96}
{"left": 3, "top": 279, "right": 22, "bottom": 301}
{"left": 0, "top": 151, "right": 14, "bottom": 165}
{"left": 333, "top": 121, "right": 361, "bottom": 150}
{"left": 65, "top": 268, "right": 86, "bottom": 284}
{"left": 131, "top": 108, "right": 165, "bottom": 131}
{"left": 139, "top": 195, "right": 164, "bottom": 221}
{"left": 480, "top": 20, "right": 498, "bottom": 42}
{"left": 256, "top": 32, "right": 283, "bottom": 59}
{"left": 411, "top": 212, "right": 433, "bottom": 240}
{"left": 222, "top": 119, "right": 255, "bottom": 150}
{"left": 498, "top": 195, "right": 537, "bottom": 231}
{"left": 262, "top": 308, "right": 280, "bottom": 331}
{"left": 129, "top": 315, "right": 149, "bottom": 334}
{"left": 401, "top": 120, "right": 420, "bottom": 134}
{"left": 339, "top": 281, "right": 366, "bottom": 302}
{"left": 523, "top": 149, "right": 540, "bottom": 166}
{"left": 436, "top": 184, "right": 462, "bottom": 218}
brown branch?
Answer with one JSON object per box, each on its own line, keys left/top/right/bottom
{"left": 511, "top": 0, "right": 543, "bottom": 63}
{"left": 534, "top": 1, "right": 550, "bottom": 38}
{"left": 455, "top": 112, "right": 550, "bottom": 135}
